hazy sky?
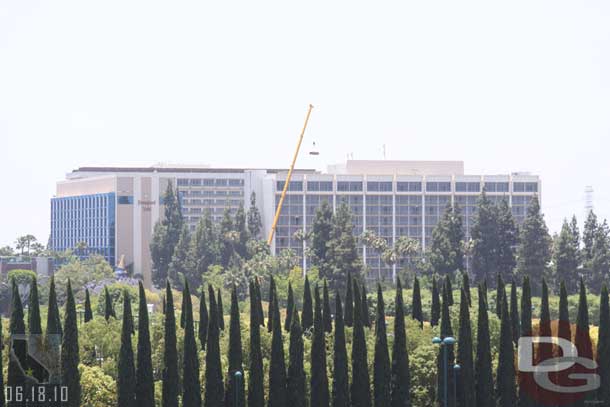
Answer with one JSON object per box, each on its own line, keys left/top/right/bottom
{"left": 1, "top": 1, "right": 609, "bottom": 248}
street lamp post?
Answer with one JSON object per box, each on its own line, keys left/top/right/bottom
{"left": 432, "top": 336, "right": 456, "bottom": 407}
{"left": 453, "top": 364, "right": 461, "bottom": 405}
{"left": 234, "top": 371, "right": 243, "bottom": 407}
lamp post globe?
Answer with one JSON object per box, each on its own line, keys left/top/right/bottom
{"left": 432, "top": 336, "right": 442, "bottom": 345}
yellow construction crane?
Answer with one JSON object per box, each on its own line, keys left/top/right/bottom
{"left": 267, "top": 104, "right": 315, "bottom": 246}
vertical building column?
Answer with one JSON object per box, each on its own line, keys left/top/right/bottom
{"left": 133, "top": 176, "right": 142, "bottom": 282}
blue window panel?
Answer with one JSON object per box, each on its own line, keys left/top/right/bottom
{"left": 117, "top": 196, "right": 134, "bottom": 204}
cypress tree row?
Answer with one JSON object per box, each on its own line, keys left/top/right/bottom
{"left": 180, "top": 288, "right": 186, "bottom": 329}
{"left": 496, "top": 289, "right": 516, "bottom": 407}
{"left": 302, "top": 276, "right": 314, "bottom": 331}
{"left": 267, "top": 277, "right": 276, "bottom": 332}
{"left": 374, "top": 284, "right": 391, "bottom": 407}
{"left": 117, "top": 290, "right": 136, "bottom": 407}
{"left": 199, "top": 286, "right": 208, "bottom": 351}
{"left": 518, "top": 276, "right": 534, "bottom": 407}
{"left": 362, "top": 283, "right": 371, "bottom": 328}
{"left": 268, "top": 291, "right": 287, "bottom": 407}
{"left": 461, "top": 272, "right": 471, "bottom": 306}
{"left": 8, "top": 278, "right": 26, "bottom": 397}
{"left": 255, "top": 277, "right": 265, "bottom": 327}
{"left": 411, "top": 276, "right": 423, "bottom": 328}
{"left": 311, "top": 285, "right": 330, "bottom": 407}
{"left": 61, "top": 280, "right": 81, "bottom": 407}
{"left": 345, "top": 271, "right": 354, "bottom": 327}
{"left": 182, "top": 282, "right": 202, "bottom": 407}
{"left": 84, "top": 288, "right": 93, "bottom": 322}
{"left": 226, "top": 285, "right": 245, "bottom": 407}
{"left": 456, "top": 288, "right": 474, "bottom": 407}
{"left": 205, "top": 285, "right": 224, "bottom": 407}
{"left": 351, "top": 281, "right": 372, "bottom": 407}
{"left": 323, "top": 279, "right": 333, "bottom": 333}
{"left": 285, "top": 282, "right": 295, "bottom": 332}
{"left": 575, "top": 278, "right": 594, "bottom": 406}
{"left": 597, "top": 285, "right": 610, "bottom": 405}
{"left": 333, "top": 294, "right": 350, "bottom": 407}
{"left": 248, "top": 281, "right": 265, "bottom": 407}
{"left": 162, "top": 281, "right": 179, "bottom": 407}
{"left": 431, "top": 277, "right": 440, "bottom": 327}
{"left": 437, "top": 284, "right": 455, "bottom": 407}
{"left": 218, "top": 288, "right": 225, "bottom": 330}
{"left": 481, "top": 279, "right": 488, "bottom": 309}
{"left": 495, "top": 273, "right": 505, "bottom": 318}
{"left": 136, "top": 282, "right": 155, "bottom": 407}
{"left": 390, "top": 277, "right": 410, "bottom": 407}
{"left": 509, "top": 281, "right": 520, "bottom": 345}
{"left": 475, "top": 284, "right": 494, "bottom": 407}
{"left": 287, "top": 307, "right": 306, "bottom": 407}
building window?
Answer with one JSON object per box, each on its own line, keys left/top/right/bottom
{"left": 455, "top": 182, "right": 480, "bottom": 192}
{"left": 307, "top": 181, "right": 333, "bottom": 192}
{"left": 513, "top": 182, "right": 538, "bottom": 193}
{"left": 276, "top": 181, "right": 304, "bottom": 191}
{"left": 396, "top": 182, "right": 422, "bottom": 192}
{"left": 177, "top": 179, "right": 189, "bottom": 186}
{"left": 426, "top": 182, "right": 451, "bottom": 192}
{"left": 228, "top": 179, "right": 244, "bottom": 187}
{"left": 367, "top": 181, "right": 393, "bottom": 192}
{"left": 337, "top": 181, "right": 363, "bottom": 192}
{"left": 484, "top": 182, "right": 509, "bottom": 193}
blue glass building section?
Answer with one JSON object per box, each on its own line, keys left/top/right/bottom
{"left": 50, "top": 193, "right": 116, "bottom": 265}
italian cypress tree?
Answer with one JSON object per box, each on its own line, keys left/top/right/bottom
{"left": 28, "top": 275, "right": 44, "bottom": 379}
{"left": 161, "top": 281, "right": 179, "bottom": 407}
{"left": 255, "top": 277, "right": 265, "bottom": 327}
{"left": 509, "top": 281, "right": 520, "bottom": 345}
{"left": 411, "top": 276, "right": 423, "bottom": 328}
{"left": 456, "top": 288, "right": 474, "bottom": 407}
{"left": 496, "top": 289, "right": 516, "bottom": 407}
{"left": 288, "top": 307, "right": 306, "bottom": 407}
{"left": 475, "top": 284, "right": 494, "bottom": 407}
{"left": 345, "top": 271, "right": 354, "bottom": 327}
{"left": 461, "top": 272, "right": 471, "bottom": 306}
{"left": 47, "top": 275, "right": 63, "bottom": 336}
{"left": 362, "top": 283, "right": 371, "bottom": 328}
{"left": 268, "top": 292, "right": 287, "bottom": 407}
{"left": 302, "top": 276, "right": 314, "bottom": 331}
{"left": 226, "top": 285, "right": 245, "bottom": 407}
{"left": 444, "top": 275, "right": 454, "bottom": 306}
{"left": 437, "top": 286, "right": 455, "bottom": 407}
{"left": 495, "top": 273, "right": 505, "bottom": 318}
{"left": 351, "top": 281, "right": 372, "bottom": 407}
{"left": 218, "top": 288, "right": 225, "bottom": 330}
{"left": 8, "top": 278, "right": 27, "bottom": 394}
{"left": 323, "top": 279, "right": 333, "bottom": 333}
{"left": 205, "top": 285, "right": 224, "bottom": 407}
{"left": 333, "top": 294, "right": 349, "bottom": 407}
{"left": 558, "top": 281, "right": 572, "bottom": 343}
{"left": 431, "top": 276, "right": 440, "bottom": 327}
{"left": 61, "top": 280, "right": 81, "bottom": 407}
{"left": 597, "top": 285, "right": 610, "bottom": 405}
{"left": 518, "top": 276, "right": 534, "bottom": 407}
{"left": 182, "top": 282, "right": 202, "bottom": 407}
{"left": 104, "top": 285, "right": 116, "bottom": 320}
{"left": 575, "top": 278, "right": 594, "bottom": 406}
{"left": 136, "top": 282, "right": 154, "bottom": 407}
{"left": 199, "top": 286, "right": 208, "bottom": 351}
{"left": 117, "top": 290, "right": 136, "bottom": 407}
{"left": 180, "top": 287, "right": 186, "bottom": 329}
{"left": 481, "top": 279, "right": 488, "bottom": 309}
{"left": 84, "top": 288, "right": 93, "bottom": 322}
{"left": 267, "top": 277, "right": 276, "bottom": 332}
{"left": 538, "top": 279, "right": 553, "bottom": 367}
{"left": 374, "top": 284, "right": 391, "bottom": 407}
{"left": 248, "top": 281, "right": 265, "bottom": 407}
{"left": 312, "top": 285, "right": 330, "bottom": 407}
{"left": 390, "top": 277, "right": 410, "bottom": 407}
{"left": 285, "top": 282, "right": 295, "bottom": 332}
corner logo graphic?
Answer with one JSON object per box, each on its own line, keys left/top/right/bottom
{"left": 518, "top": 321, "right": 600, "bottom": 406}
